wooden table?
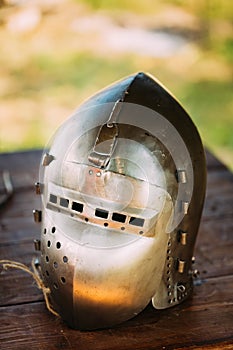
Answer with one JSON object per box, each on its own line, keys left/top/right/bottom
{"left": 0, "top": 150, "right": 232, "bottom": 350}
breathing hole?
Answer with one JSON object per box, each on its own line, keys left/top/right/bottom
{"left": 112, "top": 212, "right": 126, "bottom": 223}
{"left": 47, "top": 240, "right": 51, "bottom": 248}
{"left": 43, "top": 228, "right": 47, "bottom": 234}
{"left": 45, "top": 256, "right": 49, "bottom": 263}
{"left": 49, "top": 194, "right": 57, "bottom": 204}
{"left": 60, "top": 197, "right": 69, "bottom": 208}
{"left": 51, "top": 227, "right": 56, "bottom": 234}
{"left": 104, "top": 222, "right": 108, "bottom": 227}
{"left": 45, "top": 270, "right": 49, "bottom": 276}
{"left": 129, "top": 217, "right": 144, "bottom": 227}
{"left": 53, "top": 283, "right": 58, "bottom": 289}
{"left": 72, "top": 201, "right": 84, "bottom": 213}
{"left": 63, "top": 256, "right": 68, "bottom": 263}
{"left": 61, "top": 277, "right": 66, "bottom": 284}
{"left": 95, "top": 208, "right": 109, "bottom": 219}
{"left": 56, "top": 242, "right": 61, "bottom": 249}
{"left": 85, "top": 218, "right": 89, "bottom": 222}
{"left": 53, "top": 261, "right": 58, "bottom": 269}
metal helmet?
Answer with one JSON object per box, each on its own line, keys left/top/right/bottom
{"left": 34, "top": 72, "right": 206, "bottom": 330}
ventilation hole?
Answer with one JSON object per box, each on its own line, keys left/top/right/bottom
{"left": 85, "top": 218, "right": 89, "bottom": 222}
{"left": 56, "top": 242, "right": 61, "bottom": 249}
{"left": 60, "top": 197, "right": 69, "bottom": 208}
{"left": 145, "top": 132, "right": 150, "bottom": 136}
{"left": 53, "top": 261, "right": 58, "bottom": 269}
{"left": 51, "top": 227, "right": 56, "bottom": 234}
{"left": 47, "top": 240, "right": 51, "bottom": 248}
{"left": 49, "top": 194, "right": 57, "bottom": 204}
{"left": 45, "top": 256, "right": 49, "bottom": 262}
{"left": 95, "top": 208, "right": 109, "bottom": 219}
{"left": 167, "top": 241, "right": 171, "bottom": 246}
{"left": 167, "top": 284, "right": 171, "bottom": 289}
{"left": 173, "top": 298, "right": 176, "bottom": 302}
{"left": 168, "top": 291, "right": 172, "bottom": 296}
{"left": 53, "top": 282, "right": 58, "bottom": 289}
{"left": 121, "top": 227, "right": 125, "bottom": 231}
{"left": 104, "top": 222, "right": 108, "bottom": 227}
{"left": 112, "top": 212, "right": 126, "bottom": 223}
{"left": 139, "top": 231, "right": 143, "bottom": 235}
{"left": 72, "top": 201, "right": 84, "bottom": 213}
{"left": 63, "top": 256, "right": 68, "bottom": 263}
{"left": 45, "top": 270, "right": 49, "bottom": 276}
{"left": 168, "top": 299, "right": 172, "bottom": 304}
{"left": 129, "top": 217, "right": 144, "bottom": 227}
{"left": 167, "top": 263, "right": 171, "bottom": 268}
{"left": 167, "top": 249, "right": 171, "bottom": 254}
{"left": 43, "top": 228, "right": 47, "bottom": 234}
{"left": 167, "top": 277, "right": 171, "bottom": 281}
{"left": 61, "top": 277, "right": 66, "bottom": 284}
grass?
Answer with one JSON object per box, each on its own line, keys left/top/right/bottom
{"left": 0, "top": 0, "right": 232, "bottom": 170}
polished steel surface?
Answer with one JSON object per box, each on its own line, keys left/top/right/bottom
{"left": 38, "top": 72, "right": 206, "bottom": 330}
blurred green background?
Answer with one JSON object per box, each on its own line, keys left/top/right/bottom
{"left": 0, "top": 0, "right": 232, "bottom": 169}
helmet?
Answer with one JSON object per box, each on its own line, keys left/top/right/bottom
{"left": 34, "top": 72, "right": 206, "bottom": 330}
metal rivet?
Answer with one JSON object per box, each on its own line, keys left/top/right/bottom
{"left": 42, "top": 153, "right": 54, "bottom": 166}
{"left": 179, "top": 231, "right": 188, "bottom": 245}
{"left": 176, "top": 170, "right": 187, "bottom": 183}
{"left": 96, "top": 171, "right": 101, "bottom": 177}
{"left": 181, "top": 201, "right": 189, "bottom": 214}
{"left": 34, "top": 239, "right": 41, "bottom": 251}
{"left": 35, "top": 182, "right": 42, "bottom": 195}
{"left": 177, "top": 259, "right": 186, "bottom": 273}
{"left": 33, "top": 209, "right": 42, "bottom": 223}
{"left": 89, "top": 170, "right": 93, "bottom": 175}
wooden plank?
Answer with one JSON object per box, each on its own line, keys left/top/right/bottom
{"left": 0, "top": 275, "right": 232, "bottom": 350}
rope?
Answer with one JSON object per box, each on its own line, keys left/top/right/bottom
{"left": 0, "top": 259, "right": 59, "bottom": 317}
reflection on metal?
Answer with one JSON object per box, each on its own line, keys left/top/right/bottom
{"left": 33, "top": 209, "right": 42, "bottom": 223}
{"left": 42, "top": 153, "right": 54, "bottom": 166}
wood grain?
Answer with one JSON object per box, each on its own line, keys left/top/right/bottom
{"left": 0, "top": 150, "right": 232, "bottom": 349}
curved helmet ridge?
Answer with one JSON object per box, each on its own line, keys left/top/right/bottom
{"left": 35, "top": 72, "right": 206, "bottom": 330}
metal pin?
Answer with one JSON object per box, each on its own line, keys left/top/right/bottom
{"left": 35, "top": 182, "right": 42, "bottom": 195}
{"left": 34, "top": 239, "right": 41, "bottom": 251}
{"left": 33, "top": 209, "right": 42, "bottom": 223}
{"left": 179, "top": 231, "right": 188, "bottom": 245}
{"left": 177, "top": 259, "right": 185, "bottom": 273}
{"left": 42, "top": 153, "right": 54, "bottom": 166}
{"left": 176, "top": 170, "right": 187, "bottom": 183}
{"left": 181, "top": 201, "right": 189, "bottom": 214}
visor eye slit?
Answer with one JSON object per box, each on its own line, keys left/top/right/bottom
{"left": 95, "top": 208, "right": 109, "bottom": 219}
{"left": 112, "top": 212, "right": 126, "bottom": 223}
{"left": 49, "top": 194, "right": 57, "bottom": 204}
{"left": 60, "top": 197, "right": 69, "bottom": 208}
{"left": 129, "top": 217, "right": 145, "bottom": 227}
{"left": 72, "top": 201, "right": 84, "bottom": 213}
